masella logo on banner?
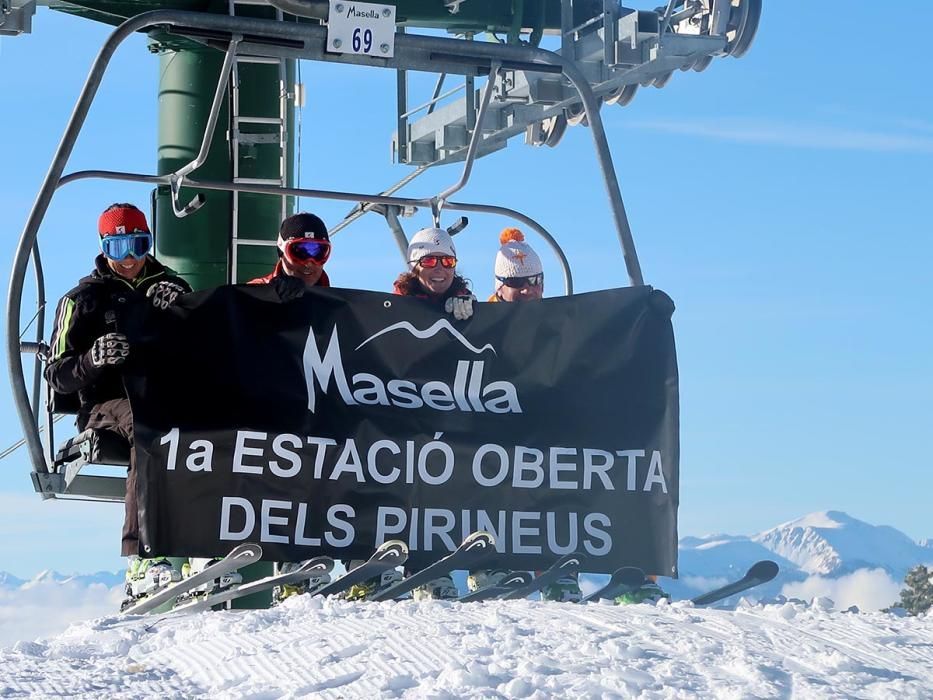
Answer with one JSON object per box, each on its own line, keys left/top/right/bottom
{"left": 302, "top": 319, "right": 523, "bottom": 415}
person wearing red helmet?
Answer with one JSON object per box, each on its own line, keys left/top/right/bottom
{"left": 45, "top": 203, "right": 191, "bottom": 605}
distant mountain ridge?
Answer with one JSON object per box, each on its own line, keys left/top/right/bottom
{"left": 751, "top": 510, "right": 931, "bottom": 577}
{"left": 668, "top": 510, "right": 933, "bottom": 603}
{"left": 0, "top": 569, "right": 122, "bottom": 590}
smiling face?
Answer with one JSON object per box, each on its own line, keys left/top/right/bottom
{"left": 415, "top": 261, "right": 455, "bottom": 296}
{"left": 282, "top": 255, "right": 324, "bottom": 287}
{"left": 106, "top": 254, "right": 146, "bottom": 281}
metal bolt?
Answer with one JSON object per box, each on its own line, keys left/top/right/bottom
{"left": 335, "top": 3, "right": 344, "bottom": 12}
{"left": 333, "top": 38, "right": 343, "bottom": 48}
{"left": 382, "top": 7, "right": 391, "bottom": 17}
{"left": 380, "top": 43, "right": 389, "bottom": 54}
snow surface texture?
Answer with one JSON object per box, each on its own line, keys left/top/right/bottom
{"left": 1, "top": 596, "right": 931, "bottom": 699}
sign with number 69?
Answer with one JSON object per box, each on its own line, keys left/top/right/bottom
{"left": 327, "top": 0, "right": 396, "bottom": 58}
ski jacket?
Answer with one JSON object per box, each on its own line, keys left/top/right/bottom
{"left": 45, "top": 255, "right": 191, "bottom": 422}
{"left": 247, "top": 260, "right": 331, "bottom": 287}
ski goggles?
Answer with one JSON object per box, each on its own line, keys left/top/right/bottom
{"left": 416, "top": 255, "right": 457, "bottom": 269}
{"left": 100, "top": 232, "right": 152, "bottom": 261}
{"left": 497, "top": 273, "right": 543, "bottom": 288}
{"left": 279, "top": 237, "right": 331, "bottom": 266}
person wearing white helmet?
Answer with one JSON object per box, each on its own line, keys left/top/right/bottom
{"left": 393, "top": 227, "right": 475, "bottom": 320}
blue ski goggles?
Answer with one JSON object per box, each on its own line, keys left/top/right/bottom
{"left": 100, "top": 231, "right": 152, "bottom": 261}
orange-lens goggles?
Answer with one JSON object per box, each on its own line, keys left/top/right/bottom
{"left": 418, "top": 255, "right": 457, "bottom": 269}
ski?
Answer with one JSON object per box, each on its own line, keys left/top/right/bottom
{"left": 691, "top": 560, "right": 779, "bottom": 607}
{"left": 459, "top": 571, "right": 533, "bottom": 603}
{"left": 581, "top": 566, "right": 646, "bottom": 603}
{"left": 368, "top": 531, "right": 496, "bottom": 602}
{"left": 501, "top": 552, "right": 586, "bottom": 601}
{"left": 170, "top": 556, "right": 335, "bottom": 615}
{"left": 121, "top": 543, "right": 263, "bottom": 615}
{"left": 311, "top": 540, "right": 409, "bottom": 599}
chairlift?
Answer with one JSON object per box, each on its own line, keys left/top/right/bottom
{"left": 5, "top": 0, "right": 760, "bottom": 504}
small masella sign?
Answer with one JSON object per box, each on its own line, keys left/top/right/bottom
{"left": 302, "top": 321, "right": 523, "bottom": 414}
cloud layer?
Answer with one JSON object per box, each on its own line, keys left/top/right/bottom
{"left": 0, "top": 581, "right": 123, "bottom": 647}
{"left": 780, "top": 568, "right": 902, "bottom": 611}
{"left": 619, "top": 117, "right": 933, "bottom": 154}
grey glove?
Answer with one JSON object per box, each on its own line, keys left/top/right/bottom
{"left": 444, "top": 295, "right": 474, "bottom": 321}
{"left": 147, "top": 280, "right": 187, "bottom": 310}
{"left": 271, "top": 274, "right": 306, "bottom": 303}
{"left": 89, "top": 332, "right": 130, "bottom": 368}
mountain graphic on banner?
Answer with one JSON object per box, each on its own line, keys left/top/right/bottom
{"left": 354, "top": 319, "right": 497, "bottom": 355}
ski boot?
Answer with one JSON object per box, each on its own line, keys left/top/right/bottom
{"left": 175, "top": 557, "right": 243, "bottom": 602}
{"left": 272, "top": 561, "right": 332, "bottom": 604}
{"left": 343, "top": 568, "right": 404, "bottom": 601}
{"left": 121, "top": 556, "right": 183, "bottom": 610}
{"left": 541, "top": 573, "right": 583, "bottom": 603}
{"left": 615, "top": 578, "right": 671, "bottom": 605}
{"left": 413, "top": 576, "right": 459, "bottom": 601}
{"left": 466, "top": 568, "right": 511, "bottom": 593}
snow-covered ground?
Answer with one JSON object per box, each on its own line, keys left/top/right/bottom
{"left": 1, "top": 596, "right": 931, "bottom": 698}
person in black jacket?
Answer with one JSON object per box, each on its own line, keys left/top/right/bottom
{"left": 45, "top": 203, "right": 190, "bottom": 599}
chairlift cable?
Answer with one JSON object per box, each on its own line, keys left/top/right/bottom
{"left": 0, "top": 414, "right": 64, "bottom": 461}
{"left": 18, "top": 302, "right": 45, "bottom": 341}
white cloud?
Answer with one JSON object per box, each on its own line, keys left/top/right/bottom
{"left": 780, "top": 568, "right": 902, "bottom": 611}
{"left": 0, "top": 581, "right": 123, "bottom": 647}
{"left": 617, "top": 117, "right": 933, "bottom": 154}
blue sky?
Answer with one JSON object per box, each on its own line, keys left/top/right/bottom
{"left": 0, "top": 1, "right": 930, "bottom": 578}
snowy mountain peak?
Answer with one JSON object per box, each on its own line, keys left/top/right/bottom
{"left": 753, "top": 510, "right": 928, "bottom": 576}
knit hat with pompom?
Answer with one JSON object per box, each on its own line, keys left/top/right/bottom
{"left": 494, "top": 228, "right": 542, "bottom": 279}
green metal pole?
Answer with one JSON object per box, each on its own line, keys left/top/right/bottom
{"left": 153, "top": 38, "right": 297, "bottom": 606}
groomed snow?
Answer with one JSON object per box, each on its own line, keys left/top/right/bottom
{"left": 1, "top": 596, "right": 931, "bottom": 698}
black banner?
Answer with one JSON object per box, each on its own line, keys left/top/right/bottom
{"left": 125, "top": 284, "right": 680, "bottom": 575}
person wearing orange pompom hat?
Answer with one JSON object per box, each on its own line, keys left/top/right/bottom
{"left": 489, "top": 227, "right": 544, "bottom": 302}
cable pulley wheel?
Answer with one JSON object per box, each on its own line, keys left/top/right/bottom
{"left": 603, "top": 83, "right": 638, "bottom": 107}
{"left": 726, "top": 0, "right": 762, "bottom": 58}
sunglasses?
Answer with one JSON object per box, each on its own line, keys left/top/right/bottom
{"left": 417, "top": 255, "right": 457, "bottom": 269}
{"left": 280, "top": 238, "right": 332, "bottom": 266}
{"left": 100, "top": 232, "right": 152, "bottom": 261}
{"left": 497, "top": 273, "right": 543, "bottom": 289}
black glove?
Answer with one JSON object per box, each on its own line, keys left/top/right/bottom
{"left": 270, "top": 274, "right": 306, "bottom": 303}
{"left": 147, "top": 280, "right": 187, "bottom": 310}
{"left": 88, "top": 332, "right": 130, "bottom": 368}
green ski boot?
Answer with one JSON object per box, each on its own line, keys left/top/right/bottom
{"left": 615, "top": 580, "right": 671, "bottom": 605}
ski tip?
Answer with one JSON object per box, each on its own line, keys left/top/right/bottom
{"left": 463, "top": 530, "right": 496, "bottom": 548}
{"left": 747, "top": 560, "right": 779, "bottom": 582}
{"left": 230, "top": 543, "right": 263, "bottom": 559}
{"left": 376, "top": 540, "right": 410, "bottom": 561}
{"left": 557, "top": 552, "right": 587, "bottom": 570}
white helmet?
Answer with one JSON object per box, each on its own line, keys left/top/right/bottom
{"left": 407, "top": 227, "right": 456, "bottom": 267}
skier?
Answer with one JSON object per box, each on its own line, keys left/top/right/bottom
{"left": 487, "top": 228, "right": 545, "bottom": 302}
{"left": 248, "top": 211, "right": 332, "bottom": 298}
{"left": 45, "top": 203, "right": 191, "bottom": 605}
{"left": 247, "top": 211, "right": 336, "bottom": 600}
{"left": 393, "top": 227, "right": 475, "bottom": 321}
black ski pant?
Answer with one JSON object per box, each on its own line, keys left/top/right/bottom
{"left": 83, "top": 398, "right": 138, "bottom": 556}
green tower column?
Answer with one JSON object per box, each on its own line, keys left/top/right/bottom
{"left": 151, "top": 37, "right": 297, "bottom": 606}
{"left": 152, "top": 39, "right": 295, "bottom": 289}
